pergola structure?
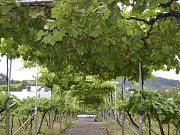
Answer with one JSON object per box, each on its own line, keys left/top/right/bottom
{"left": 4, "top": 1, "right": 53, "bottom": 135}
{"left": 17, "top": 0, "right": 54, "bottom": 23}
{"left": 17, "top": 0, "right": 53, "bottom": 4}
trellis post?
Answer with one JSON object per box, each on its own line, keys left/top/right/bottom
{"left": 138, "top": 61, "right": 143, "bottom": 135}
{"left": 121, "top": 76, "right": 125, "bottom": 135}
{"left": 114, "top": 82, "right": 117, "bottom": 135}
{"left": 34, "top": 72, "right": 38, "bottom": 135}
{"left": 6, "top": 57, "right": 12, "bottom": 135}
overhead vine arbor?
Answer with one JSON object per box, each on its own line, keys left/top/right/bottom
{"left": 0, "top": 1, "right": 180, "bottom": 134}
{"left": 27, "top": 0, "right": 180, "bottom": 80}
{"left": 0, "top": 0, "right": 179, "bottom": 80}
{"left": 0, "top": 0, "right": 53, "bottom": 58}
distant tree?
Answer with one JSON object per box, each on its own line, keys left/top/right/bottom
{"left": 0, "top": 73, "right": 7, "bottom": 85}
{"left": 20, "top": 80, "right": 29, "bottom": 89}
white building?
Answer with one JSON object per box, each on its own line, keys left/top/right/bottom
{"left": 10, "top": 86, "right": 51, "bottom": 100}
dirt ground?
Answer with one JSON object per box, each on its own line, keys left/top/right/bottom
{"left": 64, "top": 121, "right": 109, "bottom": 135}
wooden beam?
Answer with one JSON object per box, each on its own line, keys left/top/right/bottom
{"left": 17, "top": 0, "right": 53, "bottom": 4}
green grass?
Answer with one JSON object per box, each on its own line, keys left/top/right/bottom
{"left": 0, "top": 116, "right": 75, "bottom": 135}
{"left": 105, "top": 119, "right": 177, "bottom": 135}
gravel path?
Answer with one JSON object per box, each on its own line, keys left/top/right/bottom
{"left": 65, "top": 121, "right": 109, "bottom": 135}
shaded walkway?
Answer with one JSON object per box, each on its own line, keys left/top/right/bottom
{"left": 65, "top": 121, "right": 109, "bottom": 135}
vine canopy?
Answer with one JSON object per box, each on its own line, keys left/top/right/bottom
{"left": 0, "top": 0, "right": 180, "bottom": 81}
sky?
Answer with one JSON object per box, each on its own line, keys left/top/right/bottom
{"left": 0, "top": 56, "right": 179, "bottom": 81}
{"left": 0, "top": 57, "right": 38, "bottom": 81}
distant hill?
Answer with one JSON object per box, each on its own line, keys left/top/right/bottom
{"left": 116, "top": 77, "right": 180, "bottom": 90}
{"left": 144, "top": 77, "right": 180, "bottom": 89}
